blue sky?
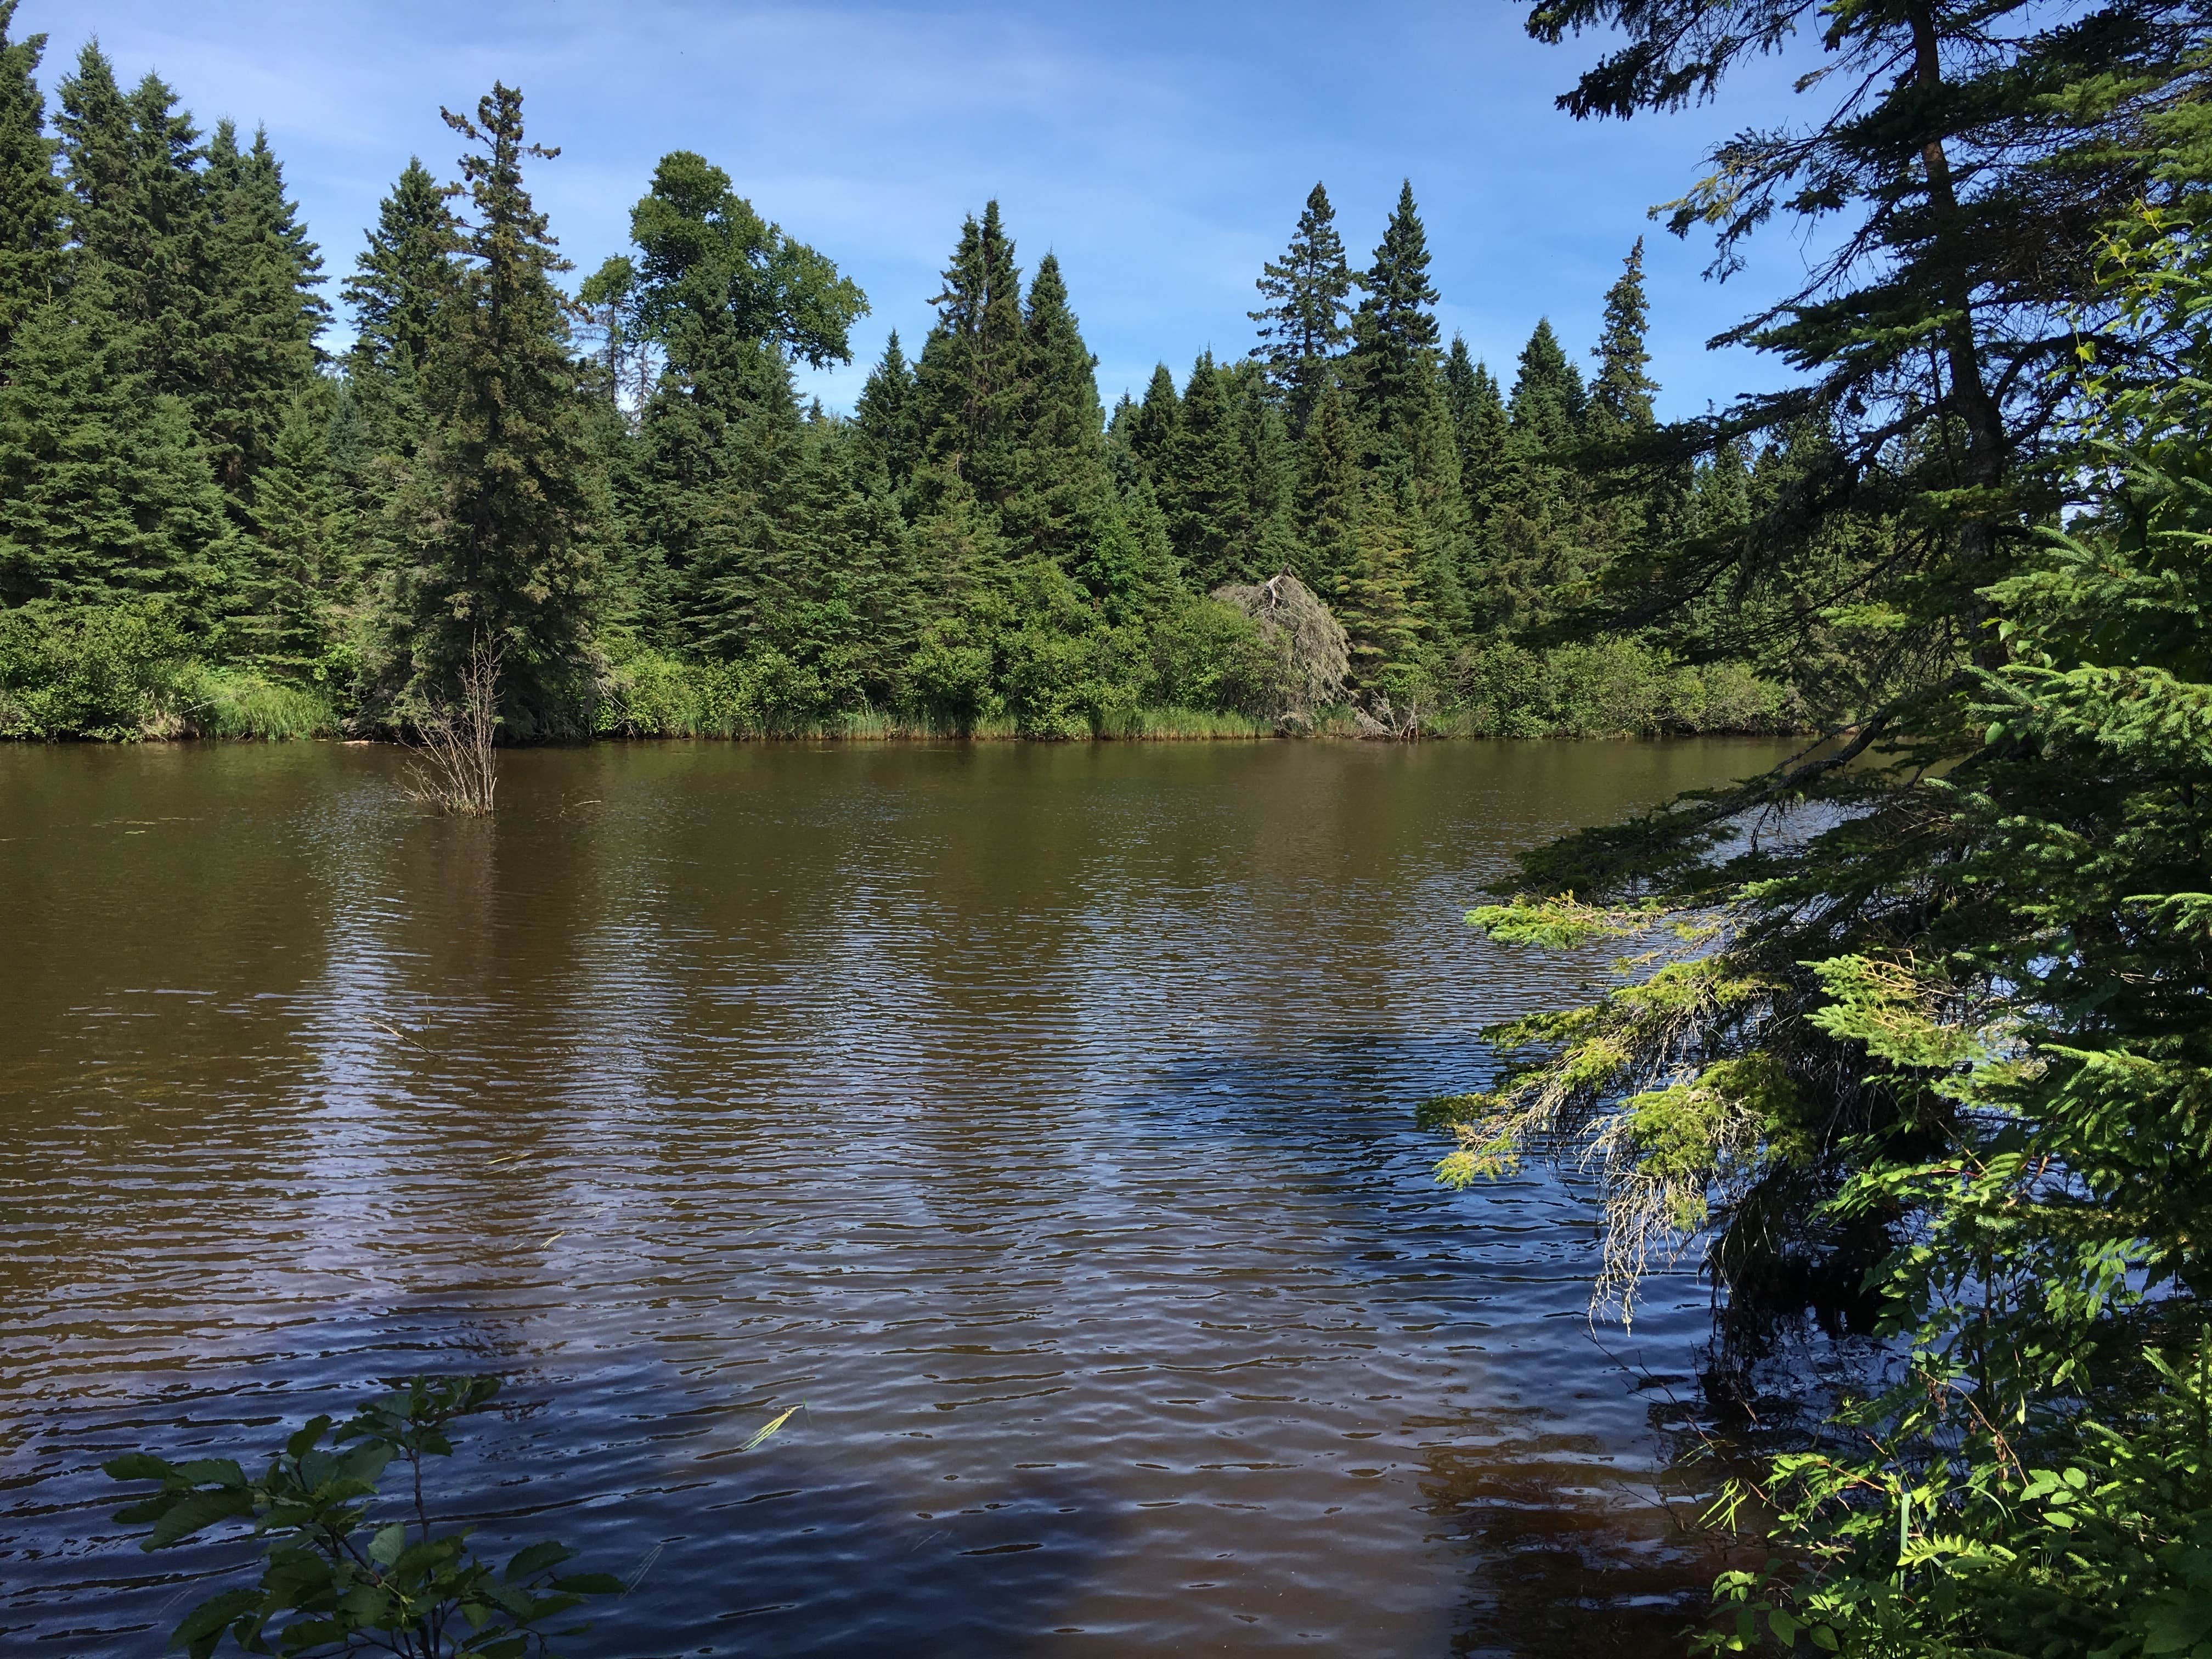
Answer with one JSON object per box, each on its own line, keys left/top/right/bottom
{"left": 28, "top": 0, "right": 1824, "bottom": 419}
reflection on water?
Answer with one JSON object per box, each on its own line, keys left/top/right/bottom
{"left": 0, "top": 739, "right": 1788, "bottom": 1656}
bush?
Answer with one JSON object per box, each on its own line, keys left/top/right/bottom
{"left": 1145, "top": 596, "right": 1294, "bottom": 718}
{"left": 1445, "top": 635, "right": 1793, "bottom": 737}
{"left": 0, "top": 601, "right": 192, "bottom": 739}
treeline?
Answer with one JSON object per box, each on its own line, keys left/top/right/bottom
{"left": 0, "top": 7, "right": 1807, "bottom": 742}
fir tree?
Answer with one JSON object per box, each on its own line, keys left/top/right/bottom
{"left": 390, "top": 83, "right": 603, "bottom": 737}
{"left": 0, "top": 2, "right": 61, "bottom": 359}
{"left": 1248, "top": 182, "right": 1354, "bottom": 432}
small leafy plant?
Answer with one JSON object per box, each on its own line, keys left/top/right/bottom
{"left": 105, "top": 1375, "right": 620, "bottom": 1658}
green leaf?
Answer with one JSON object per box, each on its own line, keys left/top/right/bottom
{"left": 104, "top": 1452, "right": 176, "bottom": 1483}
{"left": 168, "top": 1587, "right": 261, "bottom": 1649}
{"left": 504, "top": 1539, "right": 571, "bottom": 1582}
{"left": 368, "top": 1522, "right": 407, "bottom": 1567}
{"left": 145, "top": 1486, "right": 255, "bottom": 1550}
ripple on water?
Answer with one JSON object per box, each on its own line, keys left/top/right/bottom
{"left": 0, "top": 738, "right": 1792, "bottom": 1657}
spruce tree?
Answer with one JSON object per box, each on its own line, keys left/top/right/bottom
{"left": 241, "top": 390, "right": 342, "bottom": 676}
{"left": 1126, "top": 363, "right": 1180, "bottom": 481}
{"left": 1296, "top": 375, "right": 1363, "bottom": 600}
{"left": 1159, "top": 351, "right": 1253, "bottom": 592}
{"left": 197, "top": 120, "right": 326, "bottom": 500}
{"left": 1248, "top": 182, "right": 1355, "bottom": 432}
{"left": 1587, "top": 238, "right": 1656, "bottom": 438}
{"left": 0, "top": 1, "right": 61, "bottom": 359}
{"left": 1346, "top": 180, "right": 1442, "bottom": 442}
{"left": 1443, "top": 336, "right": 1507, "bottom": 524}
{"left": 0, "top": 274, "right": 237, "bottom": 624}
{"left": 854, "top": 330, "right": 918, "bottom": 489}
{"left": 390, "top": 83, "right": 602, "bottom": 737}
{"left": 343, "top": 157, "right": 458, "bottom": 380}
{"left": 1003, "top": 250, "right": 1128, "bottom": 587}
{"left": 913, "top": 201, "right": 1024, "bottom": 505}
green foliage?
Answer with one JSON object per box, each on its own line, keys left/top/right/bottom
{"left": 0, "top": 1, "right": 62, "bottom": 356}
{"left": 1445, "top": 634, "right": 1789, "bottom": 736}
{"left": 0, "top": 600, "right": 189, "bottom": 738}
{"left": 1432, "top": 211, "right": 2212, "bottom": 1654}
{"left": 105, "top": 1375, "right": 623, "bottom": 1659}
{"left": 383, "top": 84, "right": 605, "bottom": 739}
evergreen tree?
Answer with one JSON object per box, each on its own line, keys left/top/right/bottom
{"left": 0, "top": 274, "right": 236, "bottom": 623}
{"left": 196, "top": 120, "right": 326, "bottom": 500}
{"left": 1159, "top": 351, "right": 1252, "bottom": 591}
{"left": 1476, "top": 318, "right": 1596, "bottom": 631}
{"left": 1443, "top": 335, "right": 1507, "bottom": 523}
{"left": 610, "top": 149, "right": 864, "bottom": 649}
{"left": 1296, "top": 375, "right": 1364, "bottom": 600}
{"left": 1248, "top": 182, "right": 1354, "bottom": 432}
{"left": 342, "top": 157, "right": 456, "bottom": 428}
{"left": 854, "top": 330, "right": 918, "bottom": 489}
{"left": 914, "top": 200, "right": 1024, "bottom": 505}
{"left": 1346, "top": 180, "right": 1442, "bottom": 442}
{"left": 1587, "top": 238, "right": 1656, "bottom": 439}
{"left": 1126, "top": 362, "right": 1180, "bottom": 480}
{"left": 242, "top": 389, "right": 342, "bottom": 676}
{"left": 0, "top": 2, "right": 61, "bottom": 359}
{"left": 389, "top": 83, "right": 602, "bottom": 737}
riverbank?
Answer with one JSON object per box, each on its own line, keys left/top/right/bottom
{"left": 2, "top": 635, "right": 1804, "bottom": 744}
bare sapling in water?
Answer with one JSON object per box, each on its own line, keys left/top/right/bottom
{"left": 404, "top": 639, "right": 501, "bottom": 816}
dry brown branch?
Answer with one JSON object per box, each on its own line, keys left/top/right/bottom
{"left": 403, "top": 637, "right": 501, "bottom": 816}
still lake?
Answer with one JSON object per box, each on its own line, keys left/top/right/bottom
{"left": 0, "top": 738, "right": 1791, "bottom": 1656}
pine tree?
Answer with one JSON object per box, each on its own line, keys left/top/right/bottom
{"left": 1248, "top": 182, "right": 1355, "bottom": 432}
{"left": 0, "top": 2, "right": 61, "bottom": 359}
{"left": 390, "top": 83, "right": 603, "bottom": 737}
{"left": 0, "top": 274, "right": 237, "bottom": 624}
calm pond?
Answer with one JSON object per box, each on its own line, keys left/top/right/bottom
{"left": 0, "top": 738, "right": 1792, "bottom": 1657}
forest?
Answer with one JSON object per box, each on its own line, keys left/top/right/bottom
{"left": 0, "top": 5, "right": 1809, "bottom": 747}
{"left": 18, "top": 0, "right": 2212, "bottom": 1648}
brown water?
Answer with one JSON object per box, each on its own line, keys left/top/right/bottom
{"left": 0, "top": 738, "right": 1788, "bottom": 1657}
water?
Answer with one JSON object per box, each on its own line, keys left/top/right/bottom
{"left": 0, "top": 738, "right": 1790, "bottom": 1656}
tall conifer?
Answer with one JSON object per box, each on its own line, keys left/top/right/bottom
{"left": 1248, "top": 182, "right": 1355, "bottom": 432}
{"left": 391, "top": 83, "right": 602, "bottom": 736}
{"left": 0, "top": 2, "right": 61, "bottom": 359}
